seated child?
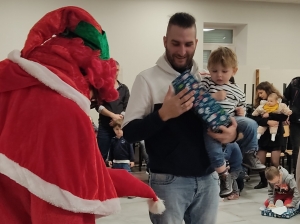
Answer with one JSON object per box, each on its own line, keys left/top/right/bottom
{"left": 200, "top": 47, "right": 264, "bottom": 197}
{"left": 252, "top": 93, "right": 292, "bottom": 141}
{"left": 264, "top": 166, "right": 300, "bottom": 208}
{"left": 108, "top": 120, "right": 134, "bottom": 172}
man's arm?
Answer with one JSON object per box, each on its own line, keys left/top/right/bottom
{"left": 123, "top": 75, "right": 195, "bottom": 143}
{"left": 122, "top": 75, "right": 166, "bottom": 143}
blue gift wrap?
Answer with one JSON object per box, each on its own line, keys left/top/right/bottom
{"left": 261, "top": 207, "right": 300, "bottom": 219}
{"left": 172, "top": 72, "right": 231, "bottom": 132}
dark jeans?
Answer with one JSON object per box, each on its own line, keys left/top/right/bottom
{"left": 112, "top": 163, "right": 131, "bottom": 172}
{"left": 290, "top": 123, "right": 300, "bottom": 171}
{"left": 97, "top": 125, "right": 115, "bottom": 161}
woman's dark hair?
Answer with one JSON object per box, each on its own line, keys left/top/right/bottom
{"left": 254, "top": 81, "right": 283, "bottom": 108}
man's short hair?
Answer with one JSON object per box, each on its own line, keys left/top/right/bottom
{"left": 167, "top": 12, "right": 196, "bottom": 33}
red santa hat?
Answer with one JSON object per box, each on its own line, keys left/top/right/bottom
{"left": 108, "top": 169, "right": 165, "bottom": 214}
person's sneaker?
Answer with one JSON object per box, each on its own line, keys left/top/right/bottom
{"left": 227, "top": 192, "right": 239, "bottom": 200}
{"left": 219, "top": 172, "right": 233, "bottom": 198}
{"left": 254, "top": 181, "right": 268, "bottom": 189}
{"left": 242, "top": 151, "right": 266, "bottom": 171}
{"left": 244, "top": 172, "right": 250, "bottom": 181}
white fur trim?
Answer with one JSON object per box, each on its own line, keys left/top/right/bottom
{"left": 7, "top": 50, "right": 90, "bottom": 115}
{"left": 0, "top": 153, "right": 121, "bottom": 215}
{"left": 147, "top": 198, "right": 165, "bottom": 214}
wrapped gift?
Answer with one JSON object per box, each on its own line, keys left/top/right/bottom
{"left": 261, "top": 207, "right": 300, "bottom": 219}
{"left": 172, "top": 71, "right": 231, "bottom": 132}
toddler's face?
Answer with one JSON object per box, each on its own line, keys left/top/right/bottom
{"left": 113, "top": 126, "right": 123, "bottom": 138}
{"left": 268, "top": 173, "right": 282, "bottom": 186}
{"left": 208, "top": 63, "right": 237, "bottom": 85}
{"left": 267, "top": 97, "right": 277, "bottom": 107}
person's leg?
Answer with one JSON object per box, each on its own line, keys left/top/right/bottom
{"left": 203, "top": 129, "right": 232, "bottom": 197}
{"left": 148, "top": 173, "right": 196, "bottom": 224}
{"left": 97, "top": 125, "right": 115, "bottom": 161}
{"left": 289, "top": 123, "right": 300, "bottom": 174}
{"left": 269, "top": 126, "right": 278, "bottom": 142}
{"left": 227, "top": 175, "right": 240, "bottom": 200}
{"left": 223, "top": 143, "right": 243, "bottom": 173}
{"left": 235, "top": 116, "right": 258, "bottom": 153}
{"left": 183, "top": 172, "right": 219, "bottom": 224}
{"left": 223, "top": 142, "right": 242, "bottom": 199}
{"left": 297, "top": 153, "right": 300, "bottom": 192}
{"left": 282, "top": 196, "right": 293, "bottom": 206}
{"left": 270, "top": 150, "right": 281, "bottom": 167}
{"left": 235, "top": 116, "right": 266, "bottom": 171}
{"left": 254, "top": 150, "right": 268, "bottom": 189}
{"left": 257, "top": 126, "right": 267, "bottom": 140}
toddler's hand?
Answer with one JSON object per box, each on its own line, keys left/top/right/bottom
{"left": 235, "top": 107, "right": 245, "bottom": 116}
{"left": 211, "top": 90, "right": 226, "bottom": 101}
{"left": 268, "top": 203, "right": 276, "bottom": 208}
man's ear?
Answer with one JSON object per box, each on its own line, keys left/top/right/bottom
{"left": 163, "top": 36, "right": 167, "bottom": 48}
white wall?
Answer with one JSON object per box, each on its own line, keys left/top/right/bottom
{"left": 1, "top": 0, "right": 300, "bottom": 121}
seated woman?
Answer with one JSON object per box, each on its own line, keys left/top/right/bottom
{"left": 252, "top": 82, "right": 289, "bottom": 189}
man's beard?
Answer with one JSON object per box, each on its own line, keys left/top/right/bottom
{"left": 165, "top": 48, "right": 194, "bottom": 74}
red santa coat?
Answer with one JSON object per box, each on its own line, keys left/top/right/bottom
{"left": 0, "top": 52, "right": 121, "bottom": 223}
{"left": 0, "top": 7, "right": 164, "bottom": 224}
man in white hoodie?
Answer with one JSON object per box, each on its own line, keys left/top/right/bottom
{"left": 123, "top": 12, "right": 238, "bottom": 224}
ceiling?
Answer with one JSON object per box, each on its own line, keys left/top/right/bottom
{"left": 230, "top": 0, "right": 300, "bottom": 3}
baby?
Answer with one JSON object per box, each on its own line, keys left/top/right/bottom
{"left": 264, "top": 166, "right": 300, "bottom": 208}
{"left": 252, "top": 93, "right": 292, "bottom": 141}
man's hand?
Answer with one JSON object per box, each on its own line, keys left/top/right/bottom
{"left": 130, "top": 162, "right": 135, "bottom": 167}
{"left": 108, "top": 161, "right": 113, "bottom": 167}
{"left": 211, "top": 90, "right": 226, "bottom": 101}
{"left": 267, "top": 120, "right": 279, "bottom": 127}
{"left": 235, "top": 107, "right": 245, "bottom": 116}
{"left": 262, "top": 113, "right": 269, "bottom": 118}
{"left": 268, "top": 203, "right": 276, "bottom": 208}
{"left": 207, "top": 117, "right": 238, "bottom": 144}
{"left": 158, "top": 86, "right": 195, "bottom": 121}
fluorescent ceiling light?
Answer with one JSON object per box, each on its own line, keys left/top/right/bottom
{"left": 203, "top": 29, "right": 215, "bottom": 32}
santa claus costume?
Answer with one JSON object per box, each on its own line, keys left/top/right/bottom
{"left": 0, "top": 6, "right": 164, "bottom": 224}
